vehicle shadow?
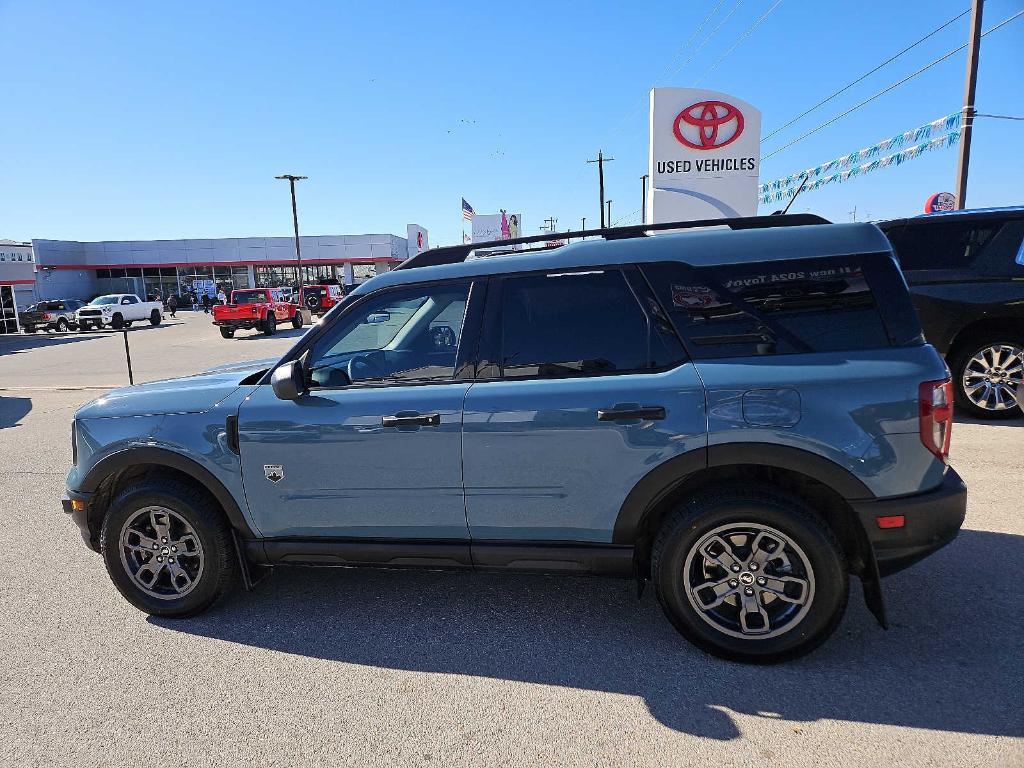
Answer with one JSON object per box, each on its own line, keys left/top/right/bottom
{"left": 955, "top": 414, "right": 1024, "bottom": 428}
{"left": 153, "top": 528, "right": 1023, "bottom": 739}
{"left": 232, "top": 327, "right": 310, "bottom": 342}
{"left": 0, "top": 395, "right": 32, "bottom": 429}
{"left": 0, "top": 333, "right": 101, "bottom": 356}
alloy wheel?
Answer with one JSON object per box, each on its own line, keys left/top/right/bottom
{"left": 962, "top": 344, "right": 1023, "bottom": 412}
{"left": 119, "top": 506, "right": 205, "bottom": 599}
{"left": 683, "top": 522, "right": 815, "bottom": 640}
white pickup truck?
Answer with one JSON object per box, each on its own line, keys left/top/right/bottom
{"left": 76, "top": 294, "right": 163, "bottom": 330}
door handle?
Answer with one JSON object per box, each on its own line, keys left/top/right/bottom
{"left": 597, "top": 406, "right": 666, "bottom": 422}
{"left": 381, "top": 413, "right": 441, "bottom": 427}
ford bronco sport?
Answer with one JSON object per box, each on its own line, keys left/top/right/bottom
{"left": 63, "top": 215, "right": 966, "bottom": 663}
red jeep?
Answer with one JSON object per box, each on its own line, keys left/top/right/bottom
{"left": 212, "top": 288, "right": 303, "bottom": 338}
{"left": 299, "top": 284, "right": 346, "bottom": 316}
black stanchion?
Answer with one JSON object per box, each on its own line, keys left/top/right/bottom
{"left": 122, "top": 330, "right": 134, "bottom": 385}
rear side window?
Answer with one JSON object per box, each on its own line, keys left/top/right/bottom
{"left": 642, "top": 256, "right": 899, "bottom": 359}
{"left": 493, "top": 268, "right": 684, "bottom": 379}
{"left": 883, "top": 219, "right": 1003, "bottom": 270}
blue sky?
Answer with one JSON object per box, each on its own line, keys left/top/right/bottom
{"left": 1, "top": 0, "right": 1021, "bottom": 245}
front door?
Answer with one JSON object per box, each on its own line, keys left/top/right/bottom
{"left": 237, "top": 279, "right": 477, "bottom": 540}
{"left": 462, "top": 267, "right": 706, "bottom": 543}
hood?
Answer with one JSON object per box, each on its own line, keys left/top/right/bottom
{"left": 76, "top": 359, "right": 273, "bottom": 419}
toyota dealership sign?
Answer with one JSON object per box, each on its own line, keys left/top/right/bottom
{"left": 647, "top": 87, "right": 761, "bottom": 224}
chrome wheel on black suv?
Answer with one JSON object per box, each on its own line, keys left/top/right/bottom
{"left": 953, "top": 340, "right": 1023, "bottom": 418}
{"left": 652, "top": 487, "right": 847, "bottom": 663}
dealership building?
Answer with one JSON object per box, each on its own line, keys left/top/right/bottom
{"left": 5, "top": 224, "right": 429, "bottom": 306}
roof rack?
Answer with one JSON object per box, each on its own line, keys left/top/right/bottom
{"left": 397, "top": 213, "right": 830, "bottom": 270}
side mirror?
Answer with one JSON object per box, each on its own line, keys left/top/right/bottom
{"left": 271, "top": 360, "right": 307, "bottom": 400}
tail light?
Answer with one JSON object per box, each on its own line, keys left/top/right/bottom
{"left": 919, "top": 379, "right": 953, "bottom": 461}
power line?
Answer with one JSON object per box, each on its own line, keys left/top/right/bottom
{"left": 694, "top": 0, "right": 786, "bottom": 85}
{"left": 975, "top": 113, "right": 1024, "bottom": 121}
{"left": 661, "top": 0, "right": 745, "bottom": 83}
{"left": 763, "top": 7, "right": 971, "bottom": 142}
{"left": 762, "top": 9, "right": 1024, "bottom": 161}
{"left": 601, "top": 0, "right": 734, "bottom": 147}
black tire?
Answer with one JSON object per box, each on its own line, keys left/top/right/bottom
{"left": 305, "top": 294, "right": 321, "bottom": 313}
{"left": 78, "top": 322, "right": 91, "bottom": 332}
{"left": 56, "top": 318, "right": 69, "bottom": 332}
{"left": 651, "top": 485, "right": 848, "bottom": 664}
{"left": 949, "top": 337, "right": 1023, "bottom": 420}
{"left": 219, "top": 326, "right": 235, "bottom": 339}
{"left": 24, "top": 324, "right": 36, "bottom": 333}
{"left": 149, "top": 309, "right": 161, "bottom": 326}
{"left": 99, "top": 477, "right": 238, "bottom": 618}
{"left": 263, "top": 312, "right": 276, "bottom": 336}
{"left": 292, "top": 311, "right": 303, "bottom": 329}
{"left": 110, "top": 313, "right": 124, "bottom": 330}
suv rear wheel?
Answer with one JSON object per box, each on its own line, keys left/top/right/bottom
{"left": 99, "top": 478, "right": 237, "bottom": 617}
{"left": 950, "top": 338, "right": 1023, "bottom": 419}
{"left": 652, "top": 486, "right": 848, "bottom": 663}
{"left": 292, "top": 311, "right": 303, "bottom": 329}
{"left": 219, "top": 326, "right": 235, "bottom": 339}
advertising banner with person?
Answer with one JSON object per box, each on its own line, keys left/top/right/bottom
{"left": 472, "top": 211, "right": 523, "bottom": 243}
{"left": 648, "top": 88, "right": 761, "bottom": 224}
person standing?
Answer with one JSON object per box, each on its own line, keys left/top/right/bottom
{"left": 167, "top": 294, "right": 178, "bottom": 318}
{"left": 217, "top": 288, "right": 227, "bottom": 305}
{"left": 201, "top": 293, "right": 211, "bottom": 314}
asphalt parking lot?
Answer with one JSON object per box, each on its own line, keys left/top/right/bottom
{"left": 0, "top": 313, "right": 1021, "bottom": 767}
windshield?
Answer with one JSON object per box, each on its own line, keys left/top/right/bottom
{"left": 89, "top": 296, "right": 121, "bottom": 305}
{"left": 232, "top": 291, "right": 266, "bottom": 305}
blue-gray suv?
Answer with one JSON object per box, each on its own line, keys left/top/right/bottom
{"left": 63, "top": 215, "right": 967, "bottom": 662}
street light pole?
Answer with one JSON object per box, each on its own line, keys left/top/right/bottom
{"left": 641, "top": 174, "right": 649, "bottom": 224}
{"left": 606, "top": 200, "right": 613, "bottom": 227}
{"left": 275, "top": 174, "right": 308, "bottom": 288}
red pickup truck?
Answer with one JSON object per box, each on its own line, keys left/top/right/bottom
{"left": 212, "top": 288, "right": 303, "bottom": 338}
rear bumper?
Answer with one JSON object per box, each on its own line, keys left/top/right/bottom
{"left": 853, "top": 467, "right": 967, "bottom": 576}
{"left": 214, "top": 318, "right": 263, "bottom": 329}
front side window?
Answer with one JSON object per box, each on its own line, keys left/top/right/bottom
{"left": 495, "top": 269, "right": 679, "bottom": 379}
{"left": 309, "top": 281, "right": 470, "bottom": 387}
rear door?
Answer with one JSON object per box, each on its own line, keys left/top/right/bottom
{"left": 462, "top": 266, "right": 706, "bottom": 544}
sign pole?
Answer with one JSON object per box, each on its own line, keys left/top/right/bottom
{"left": 954, "top": 0, "right": 984, "bottom": 209}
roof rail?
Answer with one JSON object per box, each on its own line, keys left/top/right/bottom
{"left": 396, "top": 213, "right": 830, "bottom": 270}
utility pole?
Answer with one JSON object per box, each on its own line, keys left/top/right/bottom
{"left": 606, "top": 200, "right": 613, "bottom": 227}
{"left": 542, "top": 216, "right": 558, "bottom": 233}
{"left": 586, "top": 150, "right": 614, "bottom": 227}
{"left": 849, "top": 205, "right": 857, "bottom": 222}
{"left": 641, "top": 175, "right": 648, "bottom": 224}
{"left": 955, "top": 0, "right": 984, "bottom": 209}
{"left": 275, "top": 174, "right": 308, "bottom": 288}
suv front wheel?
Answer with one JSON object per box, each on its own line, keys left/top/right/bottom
{"left": 652, "top": 487, "right": 848, "bottom": 663}
{"left": 950, "top": 338, "right": 1023, "bottom": 419}
{"left": 99, "top": 478, "right": 238, "bottom": 617}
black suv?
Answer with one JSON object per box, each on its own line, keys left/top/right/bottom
{"left": 878, "top": 207, "right": 1024, "bottom": 419}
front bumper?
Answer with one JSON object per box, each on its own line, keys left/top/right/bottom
{"left": 62, "top": 489, "right": 99, "bottom": 552}
{"left": 853, "top": 467, "right": 967, "bottom": 576}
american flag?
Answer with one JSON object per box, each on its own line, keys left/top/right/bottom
{"left": 462, "top": 198, "right": 475, "bottom": 220}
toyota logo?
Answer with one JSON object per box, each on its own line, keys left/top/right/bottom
{"left": 673, "top": 100, "right": 744, "bottom": 150}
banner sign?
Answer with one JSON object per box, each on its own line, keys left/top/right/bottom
{"left": 760, "top": 113, "right": 961, "bottom": 203}
{"left": 648, "top": 88, "right": 761, "bottom": 223}
{"left": 760, "top": 130, "right": 961, "bottom": 205}
{"left": 472, "top": 211, "right": 523, "bottom": 243}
